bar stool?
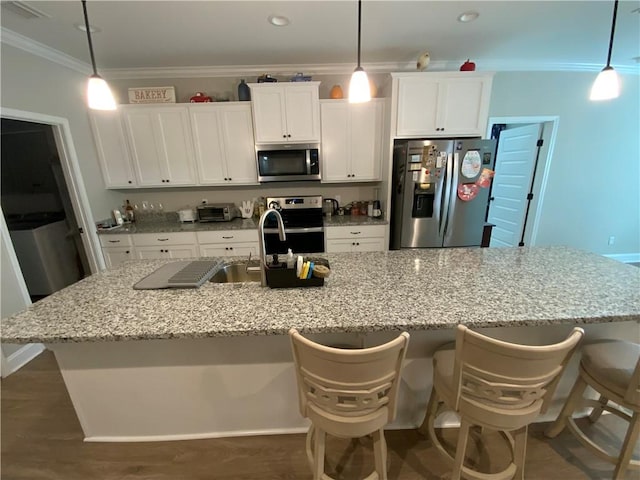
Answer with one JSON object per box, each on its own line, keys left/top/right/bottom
{"left": 289, "top": 328, "right": 410, "bottom": 480}
{"left": 419, "top": 324, "right": 584, "bottom": 480}
{"left": 545, "top": 339, "right": 640, "bottom": 479}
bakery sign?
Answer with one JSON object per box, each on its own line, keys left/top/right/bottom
{"left": 128, "top": 86, "right": 176, "bottom": 104}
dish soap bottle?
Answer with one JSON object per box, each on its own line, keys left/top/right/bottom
{"left": 286, "top": 248, "right": 295, "bottom": 269}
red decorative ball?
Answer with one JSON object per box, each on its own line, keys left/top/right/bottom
{"left": 460, "top": 59, "right": 476, "bottom": 71}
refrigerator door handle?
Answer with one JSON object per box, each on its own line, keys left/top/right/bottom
{"left": 440, "top": 153, "right": 453, "bottom": 237}
{"left": 444, "top": 152, "right": 460, "bottom": 242}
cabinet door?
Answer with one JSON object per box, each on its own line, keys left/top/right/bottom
{"left": 251, "top": 87, "right": 287, "bottom": 143}
{"left": 350, "top": 100, "right": 383, "bottom": 181}
{"left": 199, "top": 243, "right": 257, "bottom": 257}
{"left": 396, "top": 77, "right": 440, "bottom": 136}
{"left": 123, "top": 106, "right": 196, "bottom": 187}
{"left": 221, "top": 105, "right": 258, "bottom": 184}
{"left": 190, "top": 106, "right": 227, "bottom": 184}
{"left": 102, "top": 246, "right": 135, "bottom": 268}
{"left": 284, "top": 85, "right": 320, "bottom": 142}
{"left": 89, "top": 111, "right": 137, "bottom": 188}
{"left": 136, "top": 246, "right": 167, "bottom": 259}
{"left": 156, "top": 108, "right": 197, "bottom": 185}
{"left": 122, "top": 109, "right": 165, "bottom": 186}
{"left": 320, "top": 102, "right": 350, "bottom": 182}
{"left": 326, "top": 239, "right": 356, "bottom": 253}
{"left": 352, "top": 237, "right": 385, "bottom": 252}
{"left": 438, "top": 77, "right": 492, "bottom": 136}
{"left": 167, "top": 245, "right": 198, "bottom": 259}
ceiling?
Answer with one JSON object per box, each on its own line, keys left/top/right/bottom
{"left": 1, "top": 1, "right": 640, "bottom": 76}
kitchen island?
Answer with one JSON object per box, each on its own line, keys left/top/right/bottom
{"left": 2, "top": 247, "right": 638, "bottom": 442}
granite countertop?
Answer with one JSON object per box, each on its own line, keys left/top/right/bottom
{"left": 97, "top": 215, "right": 387, "bottom": 235}
{"left": 2, "top": 246, "right": 638, "bottom": 344}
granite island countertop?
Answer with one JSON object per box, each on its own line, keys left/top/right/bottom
{"left": 2, "top": 246, "right": 638, "bottom": 344}
{"left": 97, "top": 215, "right": 388, "bottom": 235}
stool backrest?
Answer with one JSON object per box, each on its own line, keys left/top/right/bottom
{"left": 452, "top": 325, "right": 584, "bottom": 416}
{"left": 289, "top": 329, "right": 410, "bottom": 421}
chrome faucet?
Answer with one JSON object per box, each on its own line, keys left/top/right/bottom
{"left": 258, "top": 208, "right": 286, "bottom": 287}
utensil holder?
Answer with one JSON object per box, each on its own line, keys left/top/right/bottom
{"left": 265, "top": 257, "right": 329, "bottom": 289}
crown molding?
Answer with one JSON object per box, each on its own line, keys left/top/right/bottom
{"left": 3, "top": 26, "right": 638, "bottom": 80}
{"left": 0, "top": 27, "right": 90, "bottom": 74}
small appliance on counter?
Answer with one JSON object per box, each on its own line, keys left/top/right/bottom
{"left": 177, "top": 207, "right": 197, "bottom": 223}
{"left": 323, "top": 198, "right": 339, "bottom": 217}
{"left": 197, "top": 203, "right": 240, "bottom": 222}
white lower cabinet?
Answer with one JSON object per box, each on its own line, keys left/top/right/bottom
{"left": 102, "top": 246, "right": 136, "bottom": 268}
{"left": 196, "top": 230, "right": 259, "bottom": 258}
{"left": 132, "top": 232, "right": 198, "bottom": 260}
{"left": 100, "top": 234, "right": 135, "bottom": 267}
{"left": 325, "top": 225, "right": 386, "bottom": 253}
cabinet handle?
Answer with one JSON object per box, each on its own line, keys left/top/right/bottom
{"left": 222, "top": 236, "right": 234, "bottom": 239}
{"left": 287, "top": 134, "right": 291, "bottom": 138}
{"left": 350, "top": 232, "right": 361, "bottom": 235}
{"left": 158, "top": 238, "right": 169, "bottom": 241}
{"left": 128, "top": 180, "right": 132, "bottom": 184}
{"left": 108, "top": 240, "right": 120, "bottom": 243}
{"left": 126, "top": 250, "right": 130, "bottom": 254}
{"left": 166, "top": 179, "right": 170, "bottom": 183}
{"left": 224, "top": 177, "right": 228, "bottom": 181}
{"left": 283, "top": 134, "right": 287, "bottom": 138}
{"left": 228, "top": 178, "right": 232, "bottom": 181}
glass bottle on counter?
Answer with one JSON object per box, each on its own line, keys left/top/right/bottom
{"left": 125, "top": 199, "right": 135, "bottom": 222}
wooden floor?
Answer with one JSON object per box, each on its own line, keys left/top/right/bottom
{"left": 1, "top": 350, "right": 637, "bottom": 480}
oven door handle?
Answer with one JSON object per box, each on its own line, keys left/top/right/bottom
{"left": 263, "top": 227, "right": 325, "bottom": 234}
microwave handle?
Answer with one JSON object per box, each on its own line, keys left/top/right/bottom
{"left": 306, "top": 149, "right": 311, "bottom": 174}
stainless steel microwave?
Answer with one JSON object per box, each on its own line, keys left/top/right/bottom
{"left": 256, "top": 143, "right": 320, "bottom": 182}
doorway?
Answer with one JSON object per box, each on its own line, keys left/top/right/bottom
{"left": 1, "top": 119, "right": 89, "bottom": 301}
{"left": 486, "top": 116, "right": 559, "bottom": 247}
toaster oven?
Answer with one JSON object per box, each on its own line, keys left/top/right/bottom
{"left": 196, "top": 203, "right": 240, "bottom": 222}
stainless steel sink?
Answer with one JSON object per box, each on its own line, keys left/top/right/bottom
{"left": 209, "top": 262, "right": 261, "bottom": 284}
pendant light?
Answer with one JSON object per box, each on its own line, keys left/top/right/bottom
{"left": 81, "top": 0, "right": 116, "bottom": 110}
{"left": 348, "top": 0, "right": 371, "bottom": 103}
{"left": 590, "top": 0, "right": 620, "bottom": 100}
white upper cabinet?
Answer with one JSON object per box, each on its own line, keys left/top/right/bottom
{"left": 89, "top": 110, "right": 137, "bottom": 188}
{"left": 121, "top": 105, "right": 197, "bottom": 187}
{"left": 393, "top": 72, "right": 493, "bottom": 138}
{"left": 249, "top": 82, "right": 320, "bottom": 143}
{"left": 189, "top": 103, "right": 258, "bottom": 185}
{"left": 321, "top": 99, "right": 384, "bottom": 182}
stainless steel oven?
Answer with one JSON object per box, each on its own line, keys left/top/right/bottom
{"left": 256, "top": 144, "right": 320, "bottom": 182}
{"left": 263, "top": 196, "right": 325, "bottom": 254}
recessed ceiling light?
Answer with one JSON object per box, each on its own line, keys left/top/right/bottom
{"left": 458, "top": 11, "right": 479, "bottom": 23}
{"left": 268, "top": 15, "right": 290, "bottom": 27}
{"left": 75, "top": 22, "right": 100, "bottom": 33}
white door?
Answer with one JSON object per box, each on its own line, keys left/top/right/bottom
{"left": 488, "top": 124, "right": 542, "bottom": 247}
{"left": 284, "top": 85, "right": 320, "bottom": 142}
{"left": 190, "top": 106, "right": 227, "bottom": 184}
{"left": 222, "top": 106, "right": 258, "bottom": 184}
{"left": 320, "top": 102, "right": 350, "bottom": 182}
{"left": 350, "top": 101, "right": 383, "bottom": 181}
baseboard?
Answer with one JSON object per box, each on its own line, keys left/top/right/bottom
{"left": 1, "top": 343, "right": 45, "bottom": 378}
{"left": 603, "top": 252, "right": 640, "bottom": 264}
{"left": 84, "top": 426, "right": 310, "bottom": 443}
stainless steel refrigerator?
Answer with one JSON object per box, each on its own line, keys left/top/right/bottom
{"left": 390, "top": 138, "right": 496, "bottom": 249}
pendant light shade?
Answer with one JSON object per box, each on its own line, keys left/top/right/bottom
{"left": 348, "top": 0, "right": 371, "bottom": 103}
{"left": 590, "top": 0, "right": 620, "bottom": 101}
{"left": 82, "top": 0, "right": 116, "bottom": 110}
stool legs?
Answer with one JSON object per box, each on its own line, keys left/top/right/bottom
{"left": 545, "top": 374, "right": 588, "bottom": 438}
{"left": 588, "top": 394, "right": 609, "bottom": 423}
{"left": 451, "top": 418, "right": 471, "bottom": 480}
{"left": 313, "top": 427, "right": 326, "bottom": 480}
{"left": 613, "top": 411, "right": 640, "bottom": 480}
{"left": 513, "top": 425, "right": 528, "bottom": 480}
{"left": 372, "top": 429, "right": 388, "bottom": 480}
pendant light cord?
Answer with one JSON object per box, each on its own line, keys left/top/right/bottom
{"left": 606, "top": 0, "right": 619, "bottom": 67}
{"left": 356, "top": 0, "right": 362, "bottom": 68}
{"left": 82, "top": 0, "right": 98, "bottom": 76}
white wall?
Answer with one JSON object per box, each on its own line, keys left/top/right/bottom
{"left": 489, "top": 71, "right": 640, "bottom": 256}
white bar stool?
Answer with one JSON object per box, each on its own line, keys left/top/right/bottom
{"left": 289, "top": 328, "right": 410, "bottom": 480}
{"left": 419, "top": 324, "right": 584, "bottom": 480}
{"left": 545, "top": 339, "right": 640, "bottom": 479}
